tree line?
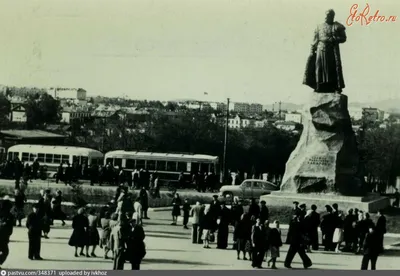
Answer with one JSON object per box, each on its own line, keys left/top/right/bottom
{"left": 1, "top": 92, "right": 400, "bottom": 190}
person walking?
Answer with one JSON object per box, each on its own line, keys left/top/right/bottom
{"left": 190, "top": 202, "right": 202, "bottom": 244}
{"left": 87, "top": 209, "right": 100, "bottom": 257}
{"left": 68, "top": 208, "right": 89, "bottom": 257}
{"left": 251, "top": 218, "right": 266, "bottom": 269}
{"left": 126, "top": 218, "right": 146, "bottom": 270}
{"left": 375, "top": 210, "right": 387, "bottom": 254}
{"left": 267, "top": 220, "right": 283, "bottom": 269}
{"left": 361, "top": 226, "right": 381, "bottom": 270}
{"left": 100, "top": 212, "right": 112, "bottom": 259}
{"left": 26, "top": 204, "right": 43, "bottom": 260}
{"left": 171, "top": 193, "right": 181, "bottom": 226}
{"left": 284, "top": 214, "right": 312, "bottom": 269}
{"left": 110, "top": 215, "right": 129, "bottom": 270}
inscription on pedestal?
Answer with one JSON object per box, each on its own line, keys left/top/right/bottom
{"left": 307, "top": 156, "right": 333, "bottom": 167}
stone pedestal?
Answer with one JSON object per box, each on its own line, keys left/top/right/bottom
{"left": 280, "top": 93, "right": 364, "bottom": 196}
{"left": 261, "top": 192, "right": 390, "bottom": 213}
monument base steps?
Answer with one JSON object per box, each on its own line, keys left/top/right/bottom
{"left": 261, "top": 191, "right": 390, "bottom": 213}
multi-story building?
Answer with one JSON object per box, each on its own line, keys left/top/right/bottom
{"left": 362, "top": 107, "right": 379, "bottom": 122}
{"left": 249, "top": 103, "right": 263, "bottom": 114}
{"left": 348, "top": 107, "right": 363, "bottom": 121}
{"left": 233, "top": 102, "right": 250, "bottom": 113}
{"left": 284, "top": 112, "right": 302, "bottom": 124}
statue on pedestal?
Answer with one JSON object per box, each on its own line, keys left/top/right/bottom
{"left": 279, "top": 10, "right": 365, "bottom": 196}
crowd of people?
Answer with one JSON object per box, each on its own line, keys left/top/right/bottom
{"left": 170, "top": 197, "right": 388, "bottom": 270}
{"left": 0, "top": 178, "right": 391, "bottom": 271}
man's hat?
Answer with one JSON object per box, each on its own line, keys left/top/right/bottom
{"left": 213, "top": 195, "right": 219, "bottom": 199}
{"left": 299, "top": 204, "right": 306, "bottom": 208}
{"left": 293, "top": 201, "right": 299, "bottom": 205}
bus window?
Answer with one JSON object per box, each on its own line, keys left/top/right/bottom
{"left": 114, "top": 158, "right": 122, "bottom": 168}
{"left": 7, "top": 152, "right": 13, "bottom": 160}
{"left": 136, "top": 160, "right": 145, "bottom": 169}
{"left": 166, "top": 161, "right": 177, "bottom": 172}
{"left": 191, "top": 163, "right": 199, "bottom": 173}
{"left": 29, "top": 153, "right": 37, "bottom": 162}
{"left": 126, "top": 159, "right": 135, "bottom": 169}
{"left": 22, "top": 152, "right": 29, "bottom": 162}
{"left": 38, "top": 153, "right": 45, "bottom": 163}
{"left": 106, "top": 158, "right": 113, "bottom": 165}
{"left": 156, "top": 161, "right": 166, "bottom": 171}
{"left": 45, "top": 154, "right": 53, "bottom": 163}
{"left": 73, "top": 156, "right": 79, "bottom": 164}
{"left": 210, "top": 164, "right": 215, "bottom": 173}
{"left": 62, "top": 155, "right": 69, "bottom": 164}
{"left": 177, "top": 162, "right": 187, "bottom": 172}
{"left": 147, "top": 160, "right": 156, "bottom": 170}
{"left": 199, "top": 163, "right": 209, "bottom": 173}
{"left": 53, "top": 154, "right": 61, "bottom": 164}
{"left": 81, "top": 157, "right": 88, "bottom": 166}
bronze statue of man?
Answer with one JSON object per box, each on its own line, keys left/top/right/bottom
{"left": 303, "top": 9, "right": 347, "bottom": 93}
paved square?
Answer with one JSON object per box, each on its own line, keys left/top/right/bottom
{"left": 2, "top": 211, "right": 400, "bottom": 270}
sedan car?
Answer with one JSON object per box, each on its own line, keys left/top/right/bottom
{"left": 219, "top": 179, "right": 279, "bottom": 200}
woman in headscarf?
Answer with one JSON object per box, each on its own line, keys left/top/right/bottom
{"left": 100, "top": 211, "right": 112, "bottom": 259}
{"left": 68, "top": 208, "right": 89, "bottom": 257}
{"left": 87, "top": 209, "right": 100, "bottom": 257}
{"left": 267, "top": 220, "right": 283, "bottom": 269}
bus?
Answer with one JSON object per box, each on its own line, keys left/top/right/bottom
{"left": 0, "top": 147, "right": 5, "bottom": 162}
{"left": 104, "top": 151, "right": 220, "bottom": 186}
{"left": 7, "top": 144, "right": 104, "bottom": 178}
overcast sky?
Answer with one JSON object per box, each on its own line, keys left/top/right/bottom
{"left": 0, "top": 0, "right": 398, "bottom": 104}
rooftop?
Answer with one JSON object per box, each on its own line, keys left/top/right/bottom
{"left": 0, "top": 130, "right": 66, "bottom": 139}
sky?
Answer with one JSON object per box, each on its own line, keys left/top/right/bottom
{"left": 0, "top": 0, "right": 399, "bottom": 105}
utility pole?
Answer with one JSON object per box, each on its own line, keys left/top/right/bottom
{"left": 222, "top": 98, "right": 230, "bottom": 184}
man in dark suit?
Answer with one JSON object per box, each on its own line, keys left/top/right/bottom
{"left": 259, "top": 201, "right": 269, "bottom": 224}
{"left": 251, "top": 218, "right": 266, "bottom": 269}
{"left": 361, "top": 226, "right": 380, "bottom": 270}
{"left": 284, "top": 215, "right": 312, "bottom": 269}
{"left": 308, "top": 204, "right": 321, "bottom": 250}
{"left": 26, "top": 204, "right": 43, "bottom": 260}
{"left": 375, "top": 210, "right": 386, "bottom": 254}
{"left": 286, "top": 201, "right": 301, "bottom": 244}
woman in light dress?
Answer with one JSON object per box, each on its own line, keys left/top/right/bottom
{"left": 201, "top": 205, "right": 213, "bottom": 249}
{"left": 100, "top": 211, "right": 112, "bottom": 259}
{"left": 267, "top": 220, "right": 283, "bottom": 269}
{"left": 332, "top": 204, "right": 344, "bottom": 253}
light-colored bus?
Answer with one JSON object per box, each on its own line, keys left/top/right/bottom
{"left": 7, "top": 144, "right": 104, "bottom": 177}
{"left": 104, "top": 150, "right": 220, "bottom": 184}
{"left": 0, "top": 147, "right": 5, "bottom": 161}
